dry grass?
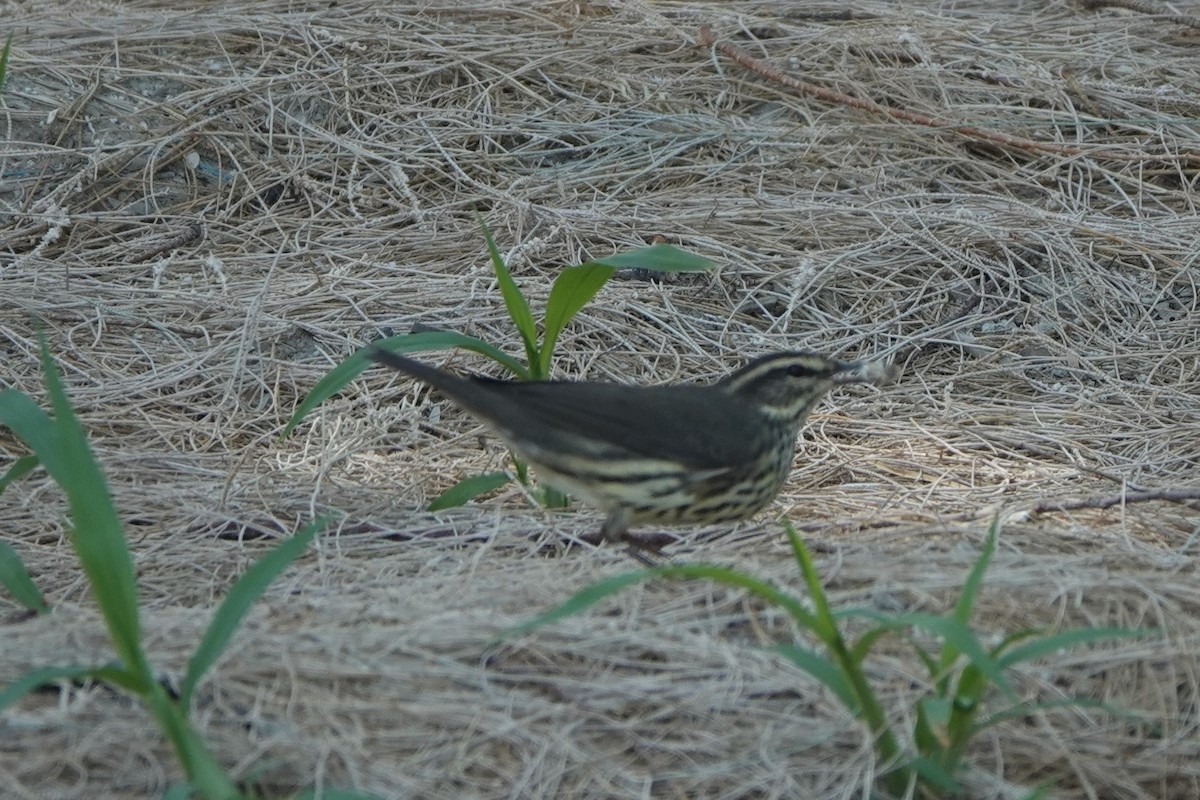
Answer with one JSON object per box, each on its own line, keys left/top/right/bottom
{"left": 2, "top": 1, "right": 1199, "bottom": 797}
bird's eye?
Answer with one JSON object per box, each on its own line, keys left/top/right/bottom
{"left": 787, "top": 363, "right": 813, "bottom": 377}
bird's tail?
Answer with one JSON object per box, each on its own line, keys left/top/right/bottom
{"left": 366, "top": 346, "right": 479, "bottom": 401}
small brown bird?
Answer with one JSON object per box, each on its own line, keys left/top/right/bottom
{"left": 369, "top": 348, "right": 892, "bottom": 557}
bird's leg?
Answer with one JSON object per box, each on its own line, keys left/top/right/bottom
{"left": 601, "top": 510, "right": 662, "bottom": 567}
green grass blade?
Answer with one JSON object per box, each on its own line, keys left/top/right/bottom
{"left": 0, "top": 452, "right": 39, "bottom": 497}
{"left": 951, "top": 518, "right": 997, "bottom": 628}
{"left": 0, "top": 539, "right": 49, "bottom": 613}
{"left": 498, "top": 569, "right": 655, "bottom": 641}
{"left": 290, "top": 790, "right": 386, "bottom": 800}
{"left": 0, "top": 390, "right": 63, "bottom": 479}
{"left": 162, "top": 783, "right": 195, "bottom": 800}
{"left": 771, "top": 643, "right": 859, "bottom": 711}
{"left": 590, "top": 243, "right": 717, "bottom": 272}
{"left": 478, "top": 217, "right": 540, "bottom": 370}
{"left": 179, "top": 518, "right": 326, "bottom": 710}
{"left": 0, "top": 33, "right": 12, "bottom": 94}
{"left": 976, "top": 695, "right": 1142, "bottom": 732}
{"left": 783, "top": 523, "right": 838, "bottom": 643}
{"left": 37, "top": 340, "right": 150, "bottom": 684}
{"left": 845, "top": 610, "right": 1017, "bottom": 703}
{"left": 427, "top": 471, "right": 511, "bottom": 511}
{"left": 282, "top": 330, "right": 527, "bottom": 436}
{"left": 143, "top": 684, "right": 240, "bottom": 799}
{"left": 934, "top": 519, "right": 998, "bottom": 692}
{"left": 907, "top": 755, "right": 962, "bottom": 791}
{"left": 914, "top": 697, "right": 950, "bottom": 759}
{"left": 990, "top": 627, "right": 1045, "bottom": 657}
{"left": 539, "top": 262, "right": 615, "bottom": 375}
{"left": 0, "top": 664, "right": 110, "bottom": 711}
{"left": 501, "top": 563, "right": 817, "bottom": 642}
{"left": 995, "top": 626, "right": 1152, "bottom": 670}
{"left": 847, "top": 626, "right": 892, "bottom": 663}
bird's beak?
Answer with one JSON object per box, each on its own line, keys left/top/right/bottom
{"left": 831, "top": 359, "right": 899, "bottom": 385}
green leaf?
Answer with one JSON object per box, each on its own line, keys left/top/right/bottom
{"left": 951, "top": 517, "right": 997, "bottom": 628}
{"left": 906, "top": 755, "right": 963, "bottom": 791}
{"left": 590, "top": 243, "right": 717, "bottom": 272}
{"left": 498, "top": 569, "right": 656, "bottom": 641}
{"left": 281, "top": 330, "right": 528, "bottom": 436}
{"left": 0, "top": 33, "right": 12, "bottom": 94}
{"left": 0, "top": 452, "right": 39, "bottom": 498}
{"left": 843, "top": 610, "right": 1017, "bottom": 703}
{"left": 538, "top": 484, "right": 570, "bottom": 509}
{"left": 0, "top": 664, "right": 109, "bottom": 712}
{"left": 771, "top": 643, "right": 859, "bottom": 711}
{"left": 995, "top": 626, "right": 1152, "bottom": 670}
{"left": 478, "top": 217, "right": 540, "bottom": 370}
{"left": 976, "top": 695, "right": 1141, "bottom": 732}
{"left": 0, "top": 390, "right": 62, "bottom": 480}
{"left": 913, "top": 698, "right": 949, "bottom": 761}
{"left": 37, "top": 339, "right": 151, "bottom": 686}
{"left": 142, "top": 684, "right": 240, "bottom": 800}
{"left": 179, "top": 518, "right": 326, "bottom": 710}
{"left": 162, "top": 783, "right": 196, "bottom": 800}
{"left": 927, "top": 519, "right": 998, "bottom": 695}
{"left": 0, "top": 539, "right": 49, "bottom": 614}
{"left": 539, "top": 262, "right": 615, "bottom": 376}
{"left": 428, "top": 471, "right": 511, "bottom": 511}
{"left": 783, "top": 523, "right": 838, "bottom": 644}
{"left": 500, "top": 562, "right": 817, "bottom": 642}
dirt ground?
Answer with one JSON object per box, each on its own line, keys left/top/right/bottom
{"left": 2, "top": 1, "right": 1199, "bottom": 798}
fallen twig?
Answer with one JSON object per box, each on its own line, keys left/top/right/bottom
{"left": 1031, "top": 486, "right": 1200, "bottom": 514}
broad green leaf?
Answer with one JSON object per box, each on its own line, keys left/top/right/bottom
{"left": 478, "top": 218, "right": 539, "bottom": 369}
{"left": 772, "top": 643, "right": 859, "bottom": 711}
{"left": 0, "top": 452, "right": 39, "bottom": 497}
{"left": 39, "top": 339, "right": 150, "bottom": 685}
{"left": 590, "top": 243, "right": 717, "bottom": 272}
{"left": 0, "top": 539, "right": 49, "bottom": 614}
{"left": 539, "top": 262, "right": 615, "bottom": 376}
{"left": 179, "top": 518, "right": 326, "bottom": 710}
{"left": 282, "top": 330, "right": 527, "bottom": 436}
{"left": 428, "top": 471, "right": 511, "bottom": 511}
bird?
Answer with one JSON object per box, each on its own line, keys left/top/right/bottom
{"left": 368, "top": 347, "right": 893, "bottom": 559}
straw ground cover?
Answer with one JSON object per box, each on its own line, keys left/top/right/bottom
{"left": 2, "top": 1, "right": 1198, "bottom": 797}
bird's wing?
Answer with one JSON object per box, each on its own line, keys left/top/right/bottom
{"left": 366, "top": 350, "right": 772, "bottom": 470}
{"left": 465, "top": 380, "right": 768, "bottom": 470}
